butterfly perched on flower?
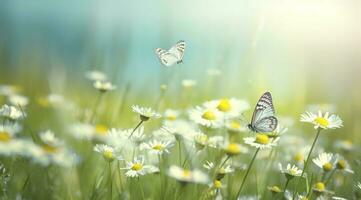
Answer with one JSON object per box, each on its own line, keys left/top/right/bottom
{"left": 248, "top": 92, "right": 278, "bottom": 132}
{"left": 155, "top": 40, "right": 186, "bottom": 67}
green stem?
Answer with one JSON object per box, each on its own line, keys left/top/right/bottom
{"left": 235, "top": 148, "right": 260, "bottom": 199}
{"left": 178, "top": 140, "right": 182, "bottom": 166}
{"left": 117, "top": 161, "right": 123, "bottom": 192}
{"left": 108, "top": 162, "right": 112, "bottom": 200}
{"left": 137, "top": 177, "right": 145, "bottom": 200}
{"left": 325, "top": 168, "right": 336, "bottom": 185}
{"left": 158, "top": 154, "right": 163, "bottom": 199}
{"left": 219, "top": 155, "right": 231, "bottom": 170}
{"left": 90, "top": 92, "right": 103, "bottom": 123}
{"left": 292, "top": 128, "right": 321, "bottom": 200}
{"left": 128, "top": 120, "right": 143, "bottom": 138}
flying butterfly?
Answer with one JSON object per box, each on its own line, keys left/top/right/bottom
{"left": 155, "top": 40, "right": 186, "bottom": 67}
{"left": 247, "top": 92, "right": 278, "bottom": 132}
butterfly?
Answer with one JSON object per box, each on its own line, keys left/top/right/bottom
{"left": 248, "top": 92, "right": 278, "bottom": 132}
{"left": 155, "top": 40, "right": 186, "bottom": 67}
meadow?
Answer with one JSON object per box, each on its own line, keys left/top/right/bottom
{"left": 0, "top": 62, "right": 360, "bottom": 200}
{"left": 1, "top": 1, "right": 361, "bottom": 199}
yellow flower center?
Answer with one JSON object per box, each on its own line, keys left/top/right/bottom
{"left": 153, "top": 144, "right": 165, "bottom": 151}
{"left": 166, "top": 115, "right": 177, "bottom": 121}
{"left": 103, "top": 150, "right": 114, "bottom": 161}
{"left": 270, "top": 186, "right": 282, "bottom": 193}
{"left": 217, "top": 99, "right": 232, "bottom": 112}
{"left": 182, "top": 170, "right": 192, "bottom": 178}
{"left": 255, "top": 134, "right": 270, "bottom": 144}
{"left": 213, "top": 180, "right": 222, "bottom": 188}
{"left": 336, "top": 160, "right": 346, "bottom": 170}
{"left": 226, "top": 143, "right": 241, "bottom": 156}
{"left": 43, "top": 144, "right": 58, "bottom": 153}
{"left": 322, "top": 162, "right": 333, "bottom": 171}
{"left": 131, "top": 163, "right": 143, "bottom": 171}
{"left": 314, "top": 182, "right": 325, "bottom": 192}
{"left": 202, "top": 110, "right": 216, "bottom": 120}
{"left": 230, "top": 121, "right": 241, "bottom": 129}
{"left": 95, "top": 124, "right": 108, "bottom": 135}
{"left": 314, "top": 117, "right": 329, "bottom": 128}
{"left": 0, "top": 131, "right": 11, "bottom": 142}
{"left": 294, "top": 153, "right": 304, "bottom": 162}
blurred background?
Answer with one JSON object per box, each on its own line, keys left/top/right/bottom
{"left": 0, "top": 0, "right": 360, "bottom": 138}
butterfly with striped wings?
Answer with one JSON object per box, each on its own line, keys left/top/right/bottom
{"left": 155, "top": 40, "right": 186, "bottom": 67}
{"left": 247, "top": 92, "right": 278, "bottom": 132}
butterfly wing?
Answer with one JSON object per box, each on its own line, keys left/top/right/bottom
{"left": 250, "top": 92, "right": 277, "bottom": 132}
{"left": 253, "top": 116, "right": 278, "bottom": 132}
{"left": 168, "top": 40, "right": 186, "bottom": 63}
{"left": 155, "top": 48, "right": 178, "bottom": 67}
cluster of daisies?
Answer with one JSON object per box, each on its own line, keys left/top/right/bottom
{"left": 0, "top": 70, "right": 360, "bottom": 200}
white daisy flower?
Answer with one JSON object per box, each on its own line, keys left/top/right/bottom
{"left": 182, "top": 79, "right": 197, "bottom": 88}
{"left": 163, "top": 109, "right": 180, "bottom": 121}
{"left": 0, "top": 104, "right": 24, "bottom": 120}
{"left": 39, "top": 130, "right": 63, "bottom": 148}
{"left": 140, "top": 139, "right": 174, "bottom": 155}
{"left": 132, "top": 105, "right": 161, "bottom": 121}
{"left": 86, "top": 70, "right": 107, "bottom": 81}
{"left": 162, "top": 120, "right": 198, "bottom": 141}
{"left": 8, "top": 95, "right": 29, "bottom": 107}
{"left": 30, "top": 131, "right": 78, "bottom": 167}
{"left": 223, "top": 143, "right": 249, "bottom": 156}
{"left": 313, "top": 182, "right": 334, "bottom": 195}
{"left": 189, "top": 106, "right": 223, "bottom": 128}
{"left": 122, "top": 156, "right": 157, "bottom": 177}
{"left": 226, "top": 120, "right": 247, "bottom": 133}
{"left": 0, "top": 123, "right": 22, "bottom": 142}
{"left": 168, "top": 165, "right": 209, "bottom": 184}
{"left": 279, "top": 163, "right": 303, "bottom": 179}
{"left": 334, "top": 155, "right": 353, "bottom": 174}
{"left": 244, "top": 134, "right": 279, "bottom": 149}
{"left": 334, "top": 140, "right": 354, "bottom": 153}
{"left": 93, "top": 80, "right": 116, "bottom": 92}
{"left": 94, "top": 144, "right": 123, "bottom": 162}
{"left": 204, "top": 98, "right": 250, "bottom": 119}
{"left": 68, "top": 123, "right": 110, "bottom": 141}
{"left": 204, "top": 160, "right": 234, "bottom": 180}
{"left": 300, "top": 111, "right": 342, "bottom": 130}
{"left": 313, "top": 152, "right": 334, "bottom": 172}
{"left": 208, "top": 136, "right": 224, "bottom": 148}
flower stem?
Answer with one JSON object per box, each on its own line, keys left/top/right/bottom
{"left": 178, "top": 140, "right": 182, "bottom": 166}
{"left": 292, "top": 128, "right": 321, "bottom": 199}
{"left": 325, "top": 168, "right": 336, "bottom": 185}
{"left": 282, "top": 178, "right": 291, "bottom": 199}
{"left": 158, "top": 154, "right": 163, "bottom": 199}
{"left": 90, "top": 92, "right": 103, "bottom": 123}
{"left": 235, "top": 148, "right": 260, "bottom": 199}
{"left": 137, "top": 177, "right": 145, "bottom": 200}
{"left": 219, "top": 155, "right": 231, "bottom": 170}
{"left": 128, "top": 120, "right": 143, "bottom": 138}
{"left": 108, "top": 162, "right": 112, "bottom": 200}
